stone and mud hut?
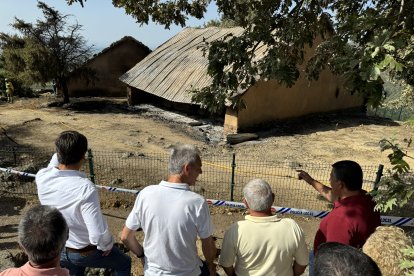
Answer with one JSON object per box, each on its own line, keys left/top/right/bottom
{"left": 67, "top": 36, "right": 151, "bottom": 97}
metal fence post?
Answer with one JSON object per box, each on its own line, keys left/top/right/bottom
{"left": 373, "top": 164, "right": 384, "bottom": 191}
{"left": 87, "top": 149, "right": 96, "bottom": 184}
{"left": 230, "top": 153, "right": 236, "bottom": 201}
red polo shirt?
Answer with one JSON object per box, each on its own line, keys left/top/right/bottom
{"left": 314, "top": 191, "right": 381, "bottom": 252}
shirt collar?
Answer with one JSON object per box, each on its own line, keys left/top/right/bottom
{"left": 51, "top": 167, "right": 87, "bottom": 178}
{"left": 334, "top": 190, "right": 369, "bottom": 208}
{"left": 159, "top": 180, "right": 190, "bottom": 191}
{"left": 245, "top": 214, "right": 281, "bottom": 223}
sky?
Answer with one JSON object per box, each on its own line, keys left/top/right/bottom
{"left": 0, "top": 0, "right": 220, "bottom": 51}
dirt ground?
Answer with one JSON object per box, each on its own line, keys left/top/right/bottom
{"left": 1, "top": 94, "right": 413, "bottom": 275}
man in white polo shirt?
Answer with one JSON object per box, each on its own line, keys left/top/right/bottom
{"left": 219, "top": 179, "right": 308, "bottom": 276}
{"left": 121, "top": 144, "right": 218, "bottom": 276}
{"left": 36, "top": 131, "right": 131, "bottom": 276}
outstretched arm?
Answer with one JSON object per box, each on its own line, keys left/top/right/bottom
{"left": 297, "top": 170, "right": 336, "bottom": 202}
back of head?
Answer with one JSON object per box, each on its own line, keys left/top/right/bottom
{"left": 168, "top": 144, "right": 200, "bottom": 175}
{"left": 55, "top": 131, "right": 88, "bottom": 165}
{"left": 315, "top": 242, "right": 381, "bottom": 276}
{"left": 332, "top": 160, "right": 363, "bottom": 191}
{"left": 243, "top": 178, "right": 273, "bottom": 212}
{"left": 19, "top": 205, "right": 68, "bottom": 265}
{"left": 363, "top": 226, "right": 412, "bottom": 275}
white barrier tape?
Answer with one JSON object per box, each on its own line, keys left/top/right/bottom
{"left": 1, "top": 167, "right": 413, "bottom": 227}
{"left": 0, "top": 167, "right": 36, "bottom": 178}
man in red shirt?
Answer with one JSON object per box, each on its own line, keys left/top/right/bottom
{"left": 297, "top": 160, "right": 381, "bottom": 252}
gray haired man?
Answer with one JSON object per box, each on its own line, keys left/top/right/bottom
{"left": 219, "top": 179, "right": 309, "bottom": 276}
{"left": 121, "top": 144, "right": 218, "bottom": 276}
{"left": 0, "top": 205, "right": 69, "bottom": 276}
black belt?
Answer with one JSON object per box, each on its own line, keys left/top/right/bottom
{"left": 66, "top": 244, "right": 97, "bottom": 253}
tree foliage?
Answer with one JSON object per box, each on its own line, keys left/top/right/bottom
{"left": 370, "top": 138, "right": 414, "bottom": 212}
{"left": 370, "top": 138, "right": 414, "bottom": 275}
{"left": 0, "top": 1, "right": 94, "bottom": 103}
{"left": 67, "top": 0, "right": 414, "bottom": 113}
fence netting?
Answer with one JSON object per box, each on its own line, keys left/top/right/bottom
{"left": 0, "top": 146, "right": 411, "bottom": 217}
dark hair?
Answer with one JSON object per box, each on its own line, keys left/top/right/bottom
{"left": 19, "top": 205, "right": 68, "bottom": 264}
{"left": 315, "top": 242, "right": 381, "bottom": 276}
{"left": 332, "top": 160, "right": 363, "bottom": 191}
{"left": 55, "top": 131, "right": 88, "bottom": 165}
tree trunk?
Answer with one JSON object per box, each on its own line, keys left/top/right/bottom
{"left": 61, "top": 78, "right": 70, "bottom": 103}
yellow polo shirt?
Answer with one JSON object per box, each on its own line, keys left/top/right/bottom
{"left": 219, "top": 215, "right": 308, "bottom": 276}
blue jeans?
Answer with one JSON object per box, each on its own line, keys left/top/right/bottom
{"left": 308, "top": 250, "right": 315, "bottom": 276}
{"left": 199, "top": 261, "right": 219, "bottom": 276}
{"left": 61, "top": 246, "right": 131, "bottom": 276}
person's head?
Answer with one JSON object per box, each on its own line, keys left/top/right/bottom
{"left": 243, "top": 178, "right": 274, "bottom": 212}
{"left": 315, "top": 242, "right": 381, "bottom": 276}
{"left": 363, "top": 226, "right": 412, "bottom": 275}
{"left": 55, "top": 131, "right": 88, "bottom": 165}
{"left": 330, "top": 160, "right": 363, "bottom": 192}
{"left": 18, "top": 205, "right": 68, "bottom": 265}
{"left": 168, "top": 144, "right": 202, "bottom": 185}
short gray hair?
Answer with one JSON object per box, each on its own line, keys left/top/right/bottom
{"left": 18, "top": 205, "right": 68, "bottom": 264}
{"left": 168, "top": 144, "right": 201, "bottom": 175}
{"left": 243, "top": 179, "right": 274, "bottom": 211}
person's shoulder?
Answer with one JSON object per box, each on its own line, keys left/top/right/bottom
{"left": 0, "top": 267, "right": 20, "bottom": 276}
{"left": 185, "top": 190, "right": 207, "bottom": 204}
{"left": 35, "top": 166, "right": 55, "bottom": 180}
{"left": 278, "top": 217, "right": 303, "bottom": 228}
{"left": 36, "top": 166, "right": 53, "bottom": 175}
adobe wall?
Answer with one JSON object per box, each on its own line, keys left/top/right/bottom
{"left": 68, "top": 40, "right": 150, "bottom": 97}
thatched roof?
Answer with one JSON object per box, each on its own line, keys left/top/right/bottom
{"left": 120, "top": 27, "right": 245, "bottom": 104}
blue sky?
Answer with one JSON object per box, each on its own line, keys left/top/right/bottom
{"left": 0, "top": 0, "right": 219, "bottom": 51}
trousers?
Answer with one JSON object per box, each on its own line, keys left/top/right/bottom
{"left": 61, "top": 246, "right": 131, "bottom": 276}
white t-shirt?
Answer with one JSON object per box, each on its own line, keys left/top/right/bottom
{"left": 36, "top": 167, "right": 113, "bottom": 251}
{"left": 219, "top": 216, "right": 309, "bottom": 276}
{"left": 126, "top": 180, "right": 214, "bottom": 276}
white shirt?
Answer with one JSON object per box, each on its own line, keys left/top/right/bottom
{"left": 126, "top": 180, "right": 214, "bottom": 276}
{"left": 48, "top": 153, "right": 59, "bottom": 168}
{"left": 36, "top": 166, "right": 113, "bottom": 251}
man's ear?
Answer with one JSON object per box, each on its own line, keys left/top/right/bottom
{"left": 242, "top": 198, "right": 249, "bottom": 208}
{"left": 182, "top": 163, "right": 191, "bottom": 176}
{"left": 272, "top": 193, "right": 275, "bottom": 203}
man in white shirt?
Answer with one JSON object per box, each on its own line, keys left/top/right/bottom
{"left": 121, "top": 144, "right": 218, "bottom": 276}
{"left": 219, "top": 179, "right": 309, "bottom": 276}
{"left": 36, "top": 131, "right": 131, "bottom": 276}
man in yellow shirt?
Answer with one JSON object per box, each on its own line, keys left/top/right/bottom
{"left": 219, "top": 179, "right": 308, "bottom": 276}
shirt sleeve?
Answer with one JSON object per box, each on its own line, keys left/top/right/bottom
{"left": 80, "top": 189, "right": 113, "bottom": 251}
{"left": 291, "top": 221, "right": 309, "bottom": 266}
{"left": 195, "top": 200, "right": 214, "bottom": 239}
{"left": 47, "top": 153, "right": 59, "bottom": 168}
{"left": 218, "top": 224, "right": 237, "bottom": 268}
{"left": 125, "top": 193, "right": 142, "bottom": 231}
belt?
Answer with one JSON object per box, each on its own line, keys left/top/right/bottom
{"left": 65, "top": 245, "right": 97, "bottom": 254}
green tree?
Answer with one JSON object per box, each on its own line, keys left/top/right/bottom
{"left": 370, "top": 139, "right": 414, "bottom": 274}
{"left": 67, "top": 0, "right": 413, "bottom": 113}
{"left": 0, "top": 1, "right": 94, "bottom": 103}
